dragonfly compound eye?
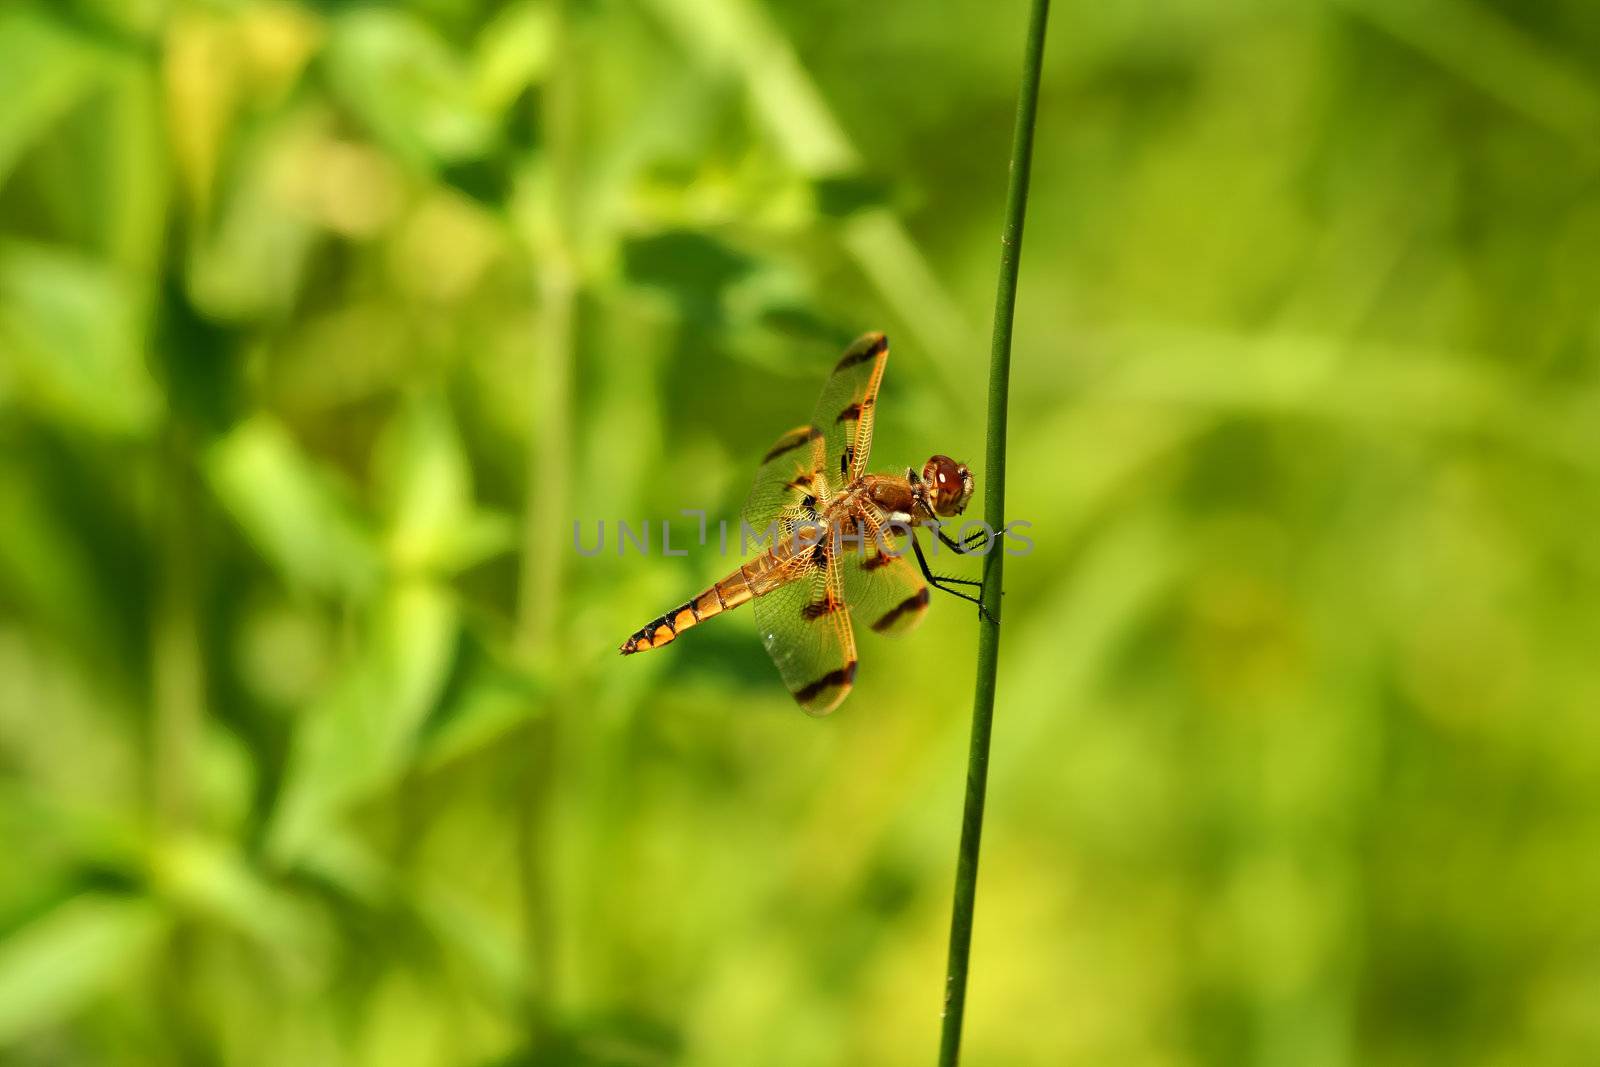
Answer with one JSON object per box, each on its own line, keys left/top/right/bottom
{"left": 921, "top": 455, "right": 975, "bottom": 517}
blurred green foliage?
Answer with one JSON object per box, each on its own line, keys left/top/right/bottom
{"left": 1, "top": 0, "right": 1599, "bottom": 1064}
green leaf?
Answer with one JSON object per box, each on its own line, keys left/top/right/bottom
{"left": 267, "top": 580, "right": 460, "bottom": 864}
{"left": 0, "top": 9, "right": 107, "bottom": 187}
{"left": 207, "top": 417, "right": 382, "bottom": 598}
{"left": 376, "top": 393, "right": 469, "bottom": 566}
{"left": 810, "top": 172, "right": 895, "bottom": 219}
{"left": 0, "top": 458, "right": 113, "bottom": 661}
{"left": 409, "top": 887, "right": 525, "bottom": 1009}
{"left": 520, "top": 1013, "right": 684, "bottom": 1067}
{"left": 0, "top": 241, "right": 160, "bottom": 435}
{"left": 183, "top": 113, "right": 323, "bottom": 322}
{"left": 0, "top": 782, "right": 145, "bottom": 890}
{"left": 473, "top": 2, "right": 554, "bottom": 114}
{"left": 381, "top": 581, "right": 461, "bottom": 745}
{"left": 621, "top": 230, "right": 756, "bottom": 315}
{"left": 149, "top": 837, "right": 318, "bottom": 968}
{"left": 0, "top": 894, "right": 166, "bottom": 1044}
{"left": 417, "top": 634, "right": 545, "bottom": 772}
{"left": 60, "top": 0, "right": 166, "bottom": 41}
{"left": 433, "top": 510, "right": 516, "bottom": 573}
{"left": 195, "top": 723, "right": 257, "bottom": 836}
{"left": 376, "top": 395, "right": 514, "bottom": 574}
{"left": 286, "top": 827, "right": 393, "bottom": 906}
{"left": 92, "top": 62, "right": 170, "bottom": 277}
{"left": 324, "top": 9, "right": 496, "bottom": 172}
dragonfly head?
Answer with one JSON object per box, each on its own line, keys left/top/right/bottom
{"left": 921, "top": 455, "right": 974, "bottom": 517}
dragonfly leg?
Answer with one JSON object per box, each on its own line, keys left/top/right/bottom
{"left": 911, "top": 537, "right": 997, "bottom": 625}
{"left": 935, "top": 525, "right": 1005, "bottom": 556}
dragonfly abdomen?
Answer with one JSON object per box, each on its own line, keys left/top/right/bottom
{"left": 617, "top": 551, "right": 783, "bottom": 654}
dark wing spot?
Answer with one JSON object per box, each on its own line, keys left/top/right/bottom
{"left": 794, "top": 661, "right": 858, "bottom": 704}
{"left": 836, "top": 401, "right": 862, "bottom": 424}
{"left": 802, "top": 596, "right": 843, "bottom": 620}
{"left": 763, "top": 426, "right": 824, "bottom": 463}
{"left": 833, "top": 333, "right": 888, "bottom": 371}
{"left": 871, "top": 588, "right": 930, "bottom": 633}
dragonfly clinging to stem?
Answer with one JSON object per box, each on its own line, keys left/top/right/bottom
{"left": 620, "top": 333, "right": 993, "bottom": 715}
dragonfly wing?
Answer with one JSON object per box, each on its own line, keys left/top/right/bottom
{"left": 838, "top": 511, "right": 929, "bottom": 637}
{"left": 741, "top": 424, "right": 828, "bottom": 535}
{"left": 810, "top": 332, "right": 889, "bottom": 486}
{"left": 752, "top": 546, "right": 858, "bottom": 716}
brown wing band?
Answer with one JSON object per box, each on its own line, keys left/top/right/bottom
{"left": 762, "top": 426, "right": 824, "bottom": 463}
{"left": 871, "top": 588, "right": 930, "bottom": 633}
{"left": 834, "top": 332, "right": 888, "bottom": 371}
{"left": 802, "top": 595, "right": 844, "bottom": 620}
{"left": 793, "top": 661, "right": 857, "bottom": 704}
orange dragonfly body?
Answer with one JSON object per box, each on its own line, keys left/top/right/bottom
{"left": 620, "top": 333, "right": 985, "bottom": 715}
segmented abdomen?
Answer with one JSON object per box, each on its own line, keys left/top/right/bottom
{"left": 618, "top": 548, "right": 788, "bottom": 654}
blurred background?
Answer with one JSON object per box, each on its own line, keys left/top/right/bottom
{"left": 2, "top": 0, "right": 1599, "bottom": 1064}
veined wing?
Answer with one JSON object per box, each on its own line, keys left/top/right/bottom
{"left": 752, "top": 544, "right": 858, "bottom": 715}
{"left": 811, "top": 332, "right": 889, "bottom": 486}
{"left": 742, "top": 424, "right": 829, "bottom": 534}
{"left": 836, "top": 508, "right": 929, "bottom": 637}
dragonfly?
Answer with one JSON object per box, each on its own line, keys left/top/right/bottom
{"left": 619, "top": 332, "right": 992, "bottom": 715}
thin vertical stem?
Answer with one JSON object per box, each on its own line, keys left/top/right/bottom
{"left": 515, "top": 0, "right": 579, "bottom": 1036}
{"left": 937, "top": 1, "right": 1050, "bottom": 1063}
{"left": 152, "top": 429, "right": 204, "bottom": 832}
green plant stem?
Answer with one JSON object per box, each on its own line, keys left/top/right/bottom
{"left": 152, "top": 428, "right": 204, "bottom": 833}
{"left": 938, "top": 1, "right": 1050, "bottom": 1063}
{"left": 515, "top": 0, "right": 579, "bottom": 1037}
